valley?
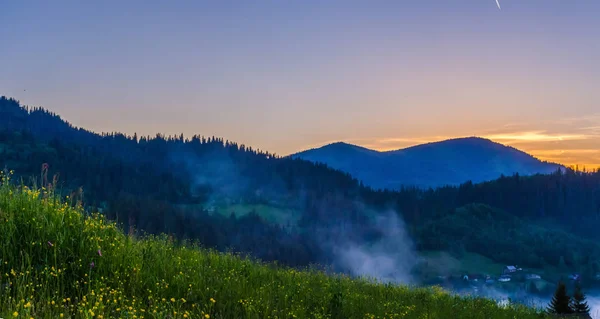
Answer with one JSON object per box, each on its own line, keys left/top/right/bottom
{"left": 1, "top": 96, "right": 600, "bottom": 317}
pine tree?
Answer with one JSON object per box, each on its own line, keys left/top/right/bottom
{"left": 547, "top": 281, "right": 573, "bottom": 314}
{"left": 571, "top": 282, "right": 590, "bottom": 315}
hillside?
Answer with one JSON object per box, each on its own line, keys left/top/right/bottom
{"left": 0, "top": 179, "right": 547, "bottom": 318}
{"left": 3, "top": 95, "right": 600, "bottom": 290}
{"left": 417, "top": 204, "right": 600, "bottom": 279}
{"left": 292, "top": 138, "right": 564, "bottom": 189}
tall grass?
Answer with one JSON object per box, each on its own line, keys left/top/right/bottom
{"left": 0, "top": 171, "right": 548, "bottom": 318}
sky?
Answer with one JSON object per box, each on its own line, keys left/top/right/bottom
{"left": 1, "top": 1, "right": 599, "bottom": 168}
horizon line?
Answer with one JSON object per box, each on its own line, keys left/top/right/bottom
{"left": 3, "top": 96, "right": 598, "bottom": 170}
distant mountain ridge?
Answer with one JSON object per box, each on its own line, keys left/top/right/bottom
{"left": 292, "top": 137, "right": 564, "bottom": 189}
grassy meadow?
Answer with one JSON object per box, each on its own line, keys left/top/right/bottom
{"left": 0, "top": 171, "right": 550, "bottom": 318}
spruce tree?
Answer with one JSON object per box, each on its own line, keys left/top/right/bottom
{"left": 547, "top": 281, "right": 573, "bottom": 314}
{"left": 571, "top": 282, "right": 590, "bottom": 315}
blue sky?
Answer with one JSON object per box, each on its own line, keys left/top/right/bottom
{"left": 1, "top": 1, "right": 599, "bottom": 167}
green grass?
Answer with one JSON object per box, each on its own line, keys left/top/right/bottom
{"left": 0, "top": 172, "right": 549, "bottom": 318}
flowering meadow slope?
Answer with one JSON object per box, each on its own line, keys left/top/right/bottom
{"left": 0, "top": 173, "right": 547, "bottom": 318}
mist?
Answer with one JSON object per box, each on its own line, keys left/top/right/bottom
{"left": 451, "top": 282, "right": 600, "bottom": 318}
{"left": 328, "top": 211, "right": 418, "bottom": 285}
{"left": 582, "top": 292, "right": 600, "bottom": 319}
{"left": 171, "top": 146, "right": 248, "bottom": 202}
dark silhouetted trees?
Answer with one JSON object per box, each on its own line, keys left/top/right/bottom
{"left": 572, "top": 283, "right": 590, "bottom": 315}
{"left": 548, "top": 281, "right": 572, "bottom": 315}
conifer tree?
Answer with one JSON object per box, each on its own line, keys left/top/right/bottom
{"left": 571, "top": 282, "right": 590, "bottom": 315}
{"left": 547, "top": 281, "right": 573, "bottom": 314}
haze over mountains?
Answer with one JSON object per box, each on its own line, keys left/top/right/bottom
{"left": 292, "top": 138, "right": 565, "bottom": 189}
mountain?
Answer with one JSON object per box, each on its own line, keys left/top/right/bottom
{"left": 292, "top": 137, "right": 564, "bottom": 189}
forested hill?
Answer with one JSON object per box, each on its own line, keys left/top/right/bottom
{"left": 0, "top": 96, "right": 371, "bottom": 267}
{"left": 2, "top": 95, "right": 600, "bottom": 283}
{"left": 0, "top": 96, "right": 363, "bottom": 204}
{"left": 292, "top": 138, "right": 564, "bottom": 189}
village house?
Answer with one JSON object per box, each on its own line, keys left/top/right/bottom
{"left": 498, "top": 275, "right": 511, "bottom": 282}
{"left": 503, "top": 265, "right": 522, "bottom": 274}
{"left": 462, "top": 274, "right": 485, "bottom": 282}
{"left": 569, "top": 273, "right": 581, "bottom": 281}
{"left": 503, "top": 266, "right": 516, "bottom": 274}
{"left": 525, "top": 274, "right": 541, "bottom": 280}
{"left": 482, "top": 275, "right": 495, "bottom": 284}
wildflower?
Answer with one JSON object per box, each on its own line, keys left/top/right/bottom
{"left": 47, "top": 241, "right": 54, "bottom": 247}
{"left": 205, "top": 315, "right": 210, "bottom": 319}
{"left": 13, "top": 311, "right": 18, "bottom": 317}
{"left": 90, "top": 262, "right": 95, "bottom": 268}
{"left": 97, "top": 249, "right": 102, "bottom": 257}
{"left": 210, "top": 298, "right": 216, "bottom": 303}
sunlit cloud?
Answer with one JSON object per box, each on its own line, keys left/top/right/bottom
{"left": 483, "top": 131, "right": 589, "bottom": 143}
{"left": 530, "top": 149, "right": 599, "bottom": 156}
{"left": 549, "top": 114, "right": 600, "bottom": 126}
{"left": 579, "top": 126, "right": 600, "bottom": 131}
{"left": 527, "top": 149, "right": 600, "bottom": 167}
